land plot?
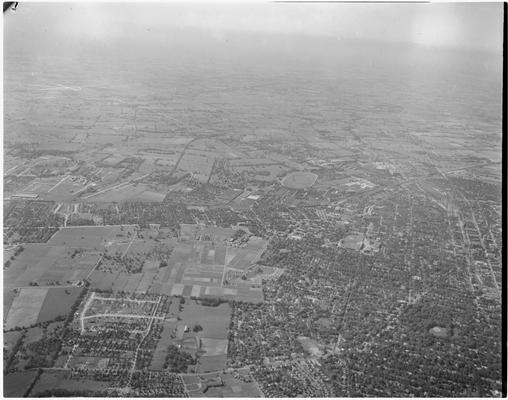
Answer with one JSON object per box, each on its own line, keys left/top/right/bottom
{"left": 281, "top": 171, "right": 318, "bottom": 189}
{"left": 30, "top": 370, "right": 110, "bottom": 396}
{"left": 85, "top": 295, "right": 157, "bottom": 318}
{"left": 179, "top": 301, "right": 231, "bottom": 340}
{"left": 15, "top": 178, "right": 55, "bottom": 197}
{"left": 4, "top": 244, "right": 48, "bottom": 285}
{"left": 200, "top": 338, "right": 228, "bottom": 357}
{"left": 88, "top": 270, "right": 120, "bottom": 291}
{"left": 4, "top": 289, "right": 17, "bottom": 321}
{"left": 42, "top": 178, "right": 87, "bottom": 202}
{"left": 180, "top": 224, "right": 236, "bottom": 242}
{"left": 233, "top": 287, "right": 264, "bottom": 303}
{"left": 122, "top": 273, "right": 143, "bottom": 292}
{"left": 36, "top": 286, "right": 83, "bottom": 323}
{"left": 47, "top": 226, "right": 119, "bottom": 249}
{"left": 5, "top": 287, "right": 48, "bottom": 329}
{"left": 134, "top": 271, "right": 156, "bottom": 293}
{"left": 339, "top": 233, "right": 364, "bottom": 251}
{"left": 197, "top": 354, "right": 228, "bottom": 373}
{"left": 4, "top": 331, "right": 23, "bottom": 360}
{"left": 225, "top": 247, "right": 262, "bottom": 270}
{"left": 150, "top": 320, "right": 177, "bottom": 370}
{"left": 24, "top": 326, "right": 44, "bottom": 344}
{"left": 233, "top": 164, "right": 289, "bottom": 182}
{"left": 178, "top": 150, "right": 216, "bottom": 183}
{"left": 5, "top": 244, "right": 101, "bottom": 288}
{"left": 4, "top": 371, "right": 39, "bottom": 397}
{"left": 185, "top": 369, "right": 263, "bottom": 397}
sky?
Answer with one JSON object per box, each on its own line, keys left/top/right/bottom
{"left": 3, "top": 2, "right": 504, "bottom": 53}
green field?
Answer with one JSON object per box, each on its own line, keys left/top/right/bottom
{"left": 4, "top": 289, "right": 17, "bottom": 322}
{"left": 184, "top": 369, "right": 263, "bottom": 397}
{"left": 36, "top": 286, "right": 83, "bottom": 323}
{"left": 4, "top": 243, "right": 101, "bottom": 288}
{"left": 47, "top": 225, "right": 137, "bottom": 248}
{"left": 4, "top": 371, "right": 39, "bottom": 397}
{"left": 5, "top": 286, "right": 82, "bottom": 330}
{"left": 281, "top": 171, "right": 318, "bottom": 189}
{"left": 5, "top": 288, "right": 48, "bottom": 330}
{"left": 30, "top": 370, "right": 110, "bottom": 396}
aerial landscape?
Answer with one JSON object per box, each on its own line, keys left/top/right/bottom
{"left": 3, "top": 2, "right": 503, "bottom": 397}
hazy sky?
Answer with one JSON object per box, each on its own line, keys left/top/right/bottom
{"left": 3, "top": 2, "right": 504, "bottom": 53}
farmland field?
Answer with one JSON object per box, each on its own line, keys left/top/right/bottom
{"left": 4, "top": 331, "right": 23, "bottom": 359}
{"left": 3, "top": 370, "right": 39, "bottom": 397}
{"left": 179, "top": 301, "right": 231, "bottom": 340}
{"left": 5, "top": 288, "right": 47, "bottom": 329}
{"left": 281, "top": 171, "right": 318, "bottom": 189}
{"left": 47, "top": 226, "right": 137, "bottom": 249}
{"left": 4, "top": 289, "right": 17, "bottom": 321}
{"left": 36, "top": 286, "right": 83, "bottom": 323}
{"left": 30, "top": 370, "right": 110, "bottom": 396}
{"left": 150, "top": 320, "right": 177, "bottom": 370}
{"left": 4, "top": 243, "right": 101, "bottom": 288}
{"left": 185, "top": 369, "right": 263, "bottom": 397}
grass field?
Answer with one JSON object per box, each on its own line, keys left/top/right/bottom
{"left": 4, "top": 371, "right": 39, "bottom": 397}
{"left": 197, "top": 354, "right": 228, "bottom": 373}
{"left": 185, "top": 369, "right": 263, "bottom": 397}
{"left": 200, "top": 338, "right": 228, "bottom": 356}
{"left": 4, "top": 243, "right": 101, "bottom": 288}
{"left": 4, "top": 331, "right": 23, "bottom": 358}
{"left": 47, "top": 226, "right": 137, "bottom": 249}
{"left": 5, "top": 287, "right": 48, "bottom": 329}
{"left": 150, "top": 320, "right": 177, "bottom": 370}
{"left": 31, "top": 370, "right": 110, "bottom": 396}
{"left": 24, "top": 327, "right": 44, "bottom": 344}
{"left": 281, "top": 171, "right": 318, "bottom": 189}
{"left": 179, "top": 301, "right": 231, "bottom": 340}
{"left": 36, "top": 286, "right": 83, "bottom": 323}
{"left": 4, "top": 289, "right": 17, "bottom": 322}
{"left": 5, "top": 286, "right": 82, "bottom": 329}
{"left": 85, "top": 183, "right": 166, "bottom": 203}
{"left": 339, "top": 233, "right": 364, "bottom": 251}
{"left": 180, "top": 224, "right": 236, "bottom": 242}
